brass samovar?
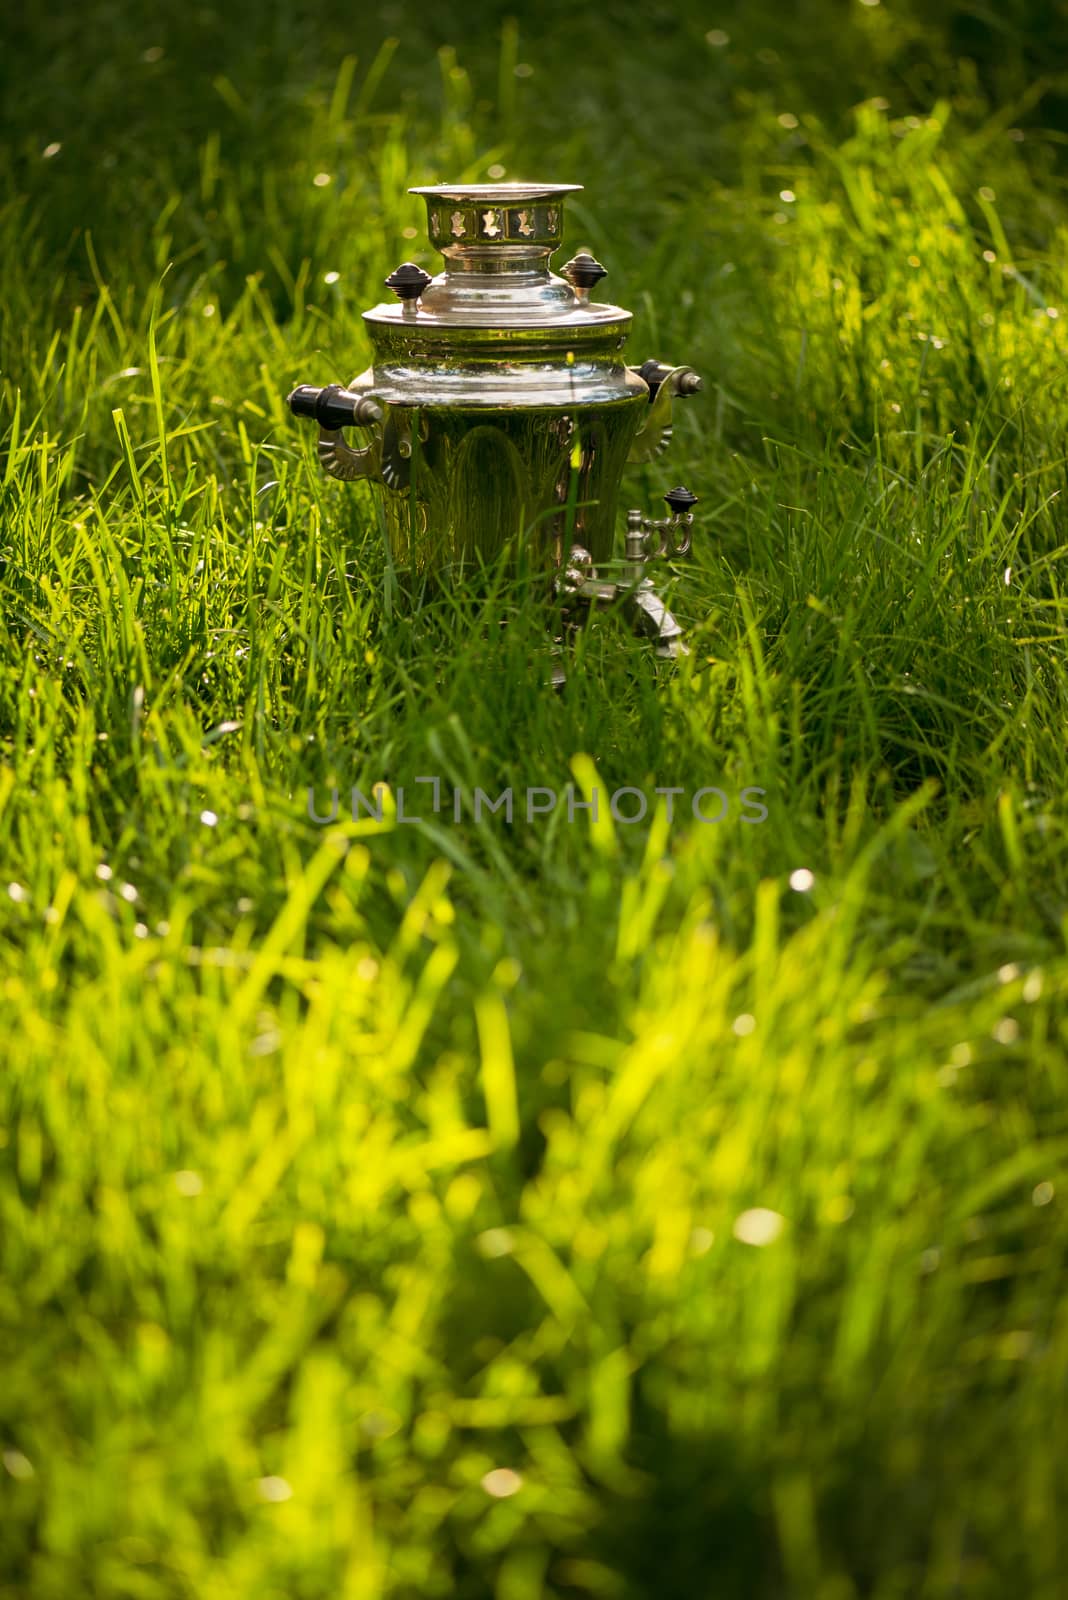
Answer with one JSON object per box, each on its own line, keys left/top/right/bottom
{"left": 287, "top": 181, "right": 702, "bottom": 671}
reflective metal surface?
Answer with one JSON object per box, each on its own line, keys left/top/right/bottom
{"left": 378, "top": 400, "right": 643, "bottom": 575}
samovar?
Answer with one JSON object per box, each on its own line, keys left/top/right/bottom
{"left": 287, "top": 182, "right": 702, "bottom": 671}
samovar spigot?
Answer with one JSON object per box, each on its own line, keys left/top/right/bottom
{"left": 556, "top": 488, "right": 697, "bottom": 667}
{"left": 617, "top": 487, "right": 698, "bottom": 658}
{"left": 625, "top": 486, "right": 698, "bottom": 571}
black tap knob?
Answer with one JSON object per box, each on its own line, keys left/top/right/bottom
{"left": 664, "top": 486, "right": 698, "bottom": 515}
{"left": 385, "top": 262, "right": 433, "bottom": 301}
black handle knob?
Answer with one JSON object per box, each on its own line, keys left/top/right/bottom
{"left": 289, "top": 385, "right": 385, "bottom": 432}
{"left": 664, "top": 485, "right": 698, "bottom": 515}
{"left": 287, "top": 383, "right": 368, "bottom": 430}
{"left": 562, "top": 253, "right": 608, "bottom": 292}
{"left": 637, "top": 358, "right": 670, "bottom": 400}
{"left": 636, "top": 360, "right": 703, "bottom": 402}
{"left": 385, "top": 261, "right": 433, "bottom": 301}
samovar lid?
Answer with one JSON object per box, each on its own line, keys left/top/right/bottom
{"left": 362, "top": 181, "right": 630, "bottom": 334}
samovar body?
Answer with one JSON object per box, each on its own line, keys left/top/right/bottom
{"left": 288, "top": 182, "right": 702, "bottom": 658}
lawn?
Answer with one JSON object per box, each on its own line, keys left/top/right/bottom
{"left": 2, "top": 2, "right": 1068, "bottom": 1596}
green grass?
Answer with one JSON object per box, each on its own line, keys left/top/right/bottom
{"left": 3, "top": 3, "right": 1068, "bottom": 1596}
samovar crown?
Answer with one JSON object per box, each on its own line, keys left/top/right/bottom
{"left": 409, "top": 180, "right": 582, "bottom": 274}
{"left": 362, "top": 180, "right": 633, "bottom": 363}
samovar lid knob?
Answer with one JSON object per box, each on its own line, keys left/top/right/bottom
{"left": 663, "top": 485, "right": 698, "bottom": 514}
{"left": 562, "top": 252, "right": 608, "bottom": 293}
{"left": 384, "top": 261, "right": 433, "bottom": 301}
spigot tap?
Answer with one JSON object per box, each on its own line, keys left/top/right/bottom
{"left": 625, "top": 485, "right": 698, "bottom": 573}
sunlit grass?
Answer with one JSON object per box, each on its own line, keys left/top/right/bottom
{"left": 2, "top": 4, "right": 1068, "bottom": 1597}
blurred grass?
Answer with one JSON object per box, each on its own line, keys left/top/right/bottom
{"left": 3, "top": 2, "right": 1068, "bottom": 1597}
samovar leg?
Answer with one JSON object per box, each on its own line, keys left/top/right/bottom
{"left": 551, "top": 563, "right": 691, "bottom": 686}
{"left": 623, "top": 579, "right": 689, "bottom": 660}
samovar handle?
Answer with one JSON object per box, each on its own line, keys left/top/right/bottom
{"left": 626, "top": 360, "right": 702, "bottom": 462}
{"left": 287, "top": 383, "right": 386, "bottom": 482}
